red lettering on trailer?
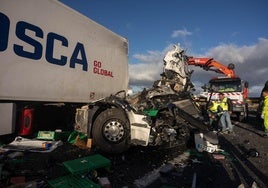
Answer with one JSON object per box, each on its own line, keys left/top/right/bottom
{"left": 94, "top": 60, "right": 102, "bottom": 68}
{"left": 93, "top": 60, "right": 113, "bottom": 77}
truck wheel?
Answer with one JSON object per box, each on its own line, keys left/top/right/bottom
{"left": 238, "top": 114, "right": 244, "bottom": 122}
{"left": 92, "top": 108, "right": 130, "bottom": 153}
{"left": 237, "top": 112, "right": 248, "bottom": 122}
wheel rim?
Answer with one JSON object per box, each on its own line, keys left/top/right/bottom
{"left": 103, "top": 119, "right": 125, "bottom": 142}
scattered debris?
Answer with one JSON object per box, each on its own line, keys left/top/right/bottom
{"left": 238, "top": 181, "right": 259, "bottom": 188}
{"left": 212, "top": 154, "right": 225, "bottom": 160}
{"left": 98, "top": 177, "right": 111, "bottom": 188}
{"left": 7, "top": 151, "right": 24, "bottom": 159}
{"left": 1, "top": 136, "right": 63, "bottom": 153}
{"left": 0, "top": 116, "right": 267, "bottom": 187}
{"left": 245, "top": 148, "right": 260, "bottom": 158}
{"left": 190, "top": 158, "right": 202, "bottom": 164}
{"left": 194, "top": 132, "right": 219, "bottom": 153}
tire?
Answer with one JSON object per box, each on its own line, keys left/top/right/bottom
{"left": 92, "top": 108, "right": 130, "bottom": 153}
{"left": 237, "top": 105, "right": 249, "bottom": 122}
{"left": 238, "top": 114, "right": 244, "bottom": 122}
{"left": 237, "top": 112, "right": 248, "bottom": 122}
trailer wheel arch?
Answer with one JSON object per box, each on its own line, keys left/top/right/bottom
{"left": 92, "top": 107, "right": 131, "bottom": 153}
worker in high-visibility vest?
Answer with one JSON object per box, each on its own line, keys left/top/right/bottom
{"left": 218, "top": 93, "right": 234, "bottom": 133}
{"left": 207, "top": 101, "right": 220, "bottom": 130}
{"left": 261, "top": 89, "right": 268, "bottom": 137}
{"left": 258, "top": 80, "right": 268, "bottom": 117}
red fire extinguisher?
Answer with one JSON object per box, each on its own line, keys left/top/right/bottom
{"left": 19, "top": 108, "right": 34, "bottom": 136}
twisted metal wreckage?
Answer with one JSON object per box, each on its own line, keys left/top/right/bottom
{"left": 79, "top": 44, "right": 218, "bottom": 153}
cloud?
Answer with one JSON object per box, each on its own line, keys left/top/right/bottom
{"left": 204, "top": 38, "right": 268, "bottom": 96}
{"left": 129, "top": 50, "right": 164, "bottom": 88}
{"left": 171, "top": 29, "right": 192, "bottom": 38}
{"left": 129, "top": 38, "right": 268, "bottom": 96}
{"left": 129, "top": 45, "right": 177, "bottom": 89}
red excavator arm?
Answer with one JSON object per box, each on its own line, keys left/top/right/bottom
{"left": 187, "top": 57, "right": 236, "bottom": 78}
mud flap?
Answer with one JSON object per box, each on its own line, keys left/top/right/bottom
{"left": 130, "top": 124, "right": 150, "bottom": 146}
{"left": 0, "top": 103, "right": 16, "bottom": 135}
{"left": 74, "top": 106, "right": 89, "bottom": 135}
{"left": 128, "top": 112, "right": 151, "bottom": 146}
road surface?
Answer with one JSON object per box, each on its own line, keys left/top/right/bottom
{"left": 1, "top": 114, "right": 267, "bottom": 188}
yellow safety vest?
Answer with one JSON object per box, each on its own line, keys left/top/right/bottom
{"left": 209, "top": 101, "right": 218, "bottom": 113}
{"left": 218, "top": 97, "right": 228, "bottom": 111}
{"left": 262, "top": 95, "right": 268, "bottom": 116}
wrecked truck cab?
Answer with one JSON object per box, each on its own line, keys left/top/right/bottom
{"left": 75, "top": 92, "right": 153, "bottom": 153}
{"left": 75, "top": 44, "right": 214, "bottom": 154}
{"left": 75, "top": 90, "right": 206, "bottom": 153}
{"left": 73, "top": 44, "right": 211, "bottom": 154}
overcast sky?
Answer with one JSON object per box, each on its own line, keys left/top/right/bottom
{"left": 60, "top": 0, "right": 268, "bottom": 97}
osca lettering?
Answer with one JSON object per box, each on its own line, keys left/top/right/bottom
{"left": 0, "top": 12, "right": 88, "bottom": 71}
{"left": 93, "top": 61, "right": 113, "bottom": 77}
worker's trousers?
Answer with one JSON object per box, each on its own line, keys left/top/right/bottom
{"left": 220, "top": 111, "right": 233, "bottom": 131}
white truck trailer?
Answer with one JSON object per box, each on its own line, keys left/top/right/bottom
{"left": 1, "top": 1, "right": 215, "bottom": 154}
{"left": 0, "top": 0, "right": 128, "bottom": 135}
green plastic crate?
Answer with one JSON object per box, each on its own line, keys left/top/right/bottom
{"left": 63, "top": 154, "right": 111, "bottom": 175}
{"left": 37, "top": 131, "right": 72, "bottom": 142}
{"left": 48, "top": 174, "right": 100, "bottom": 188}
{"left": 37, "top": 131, "right": 55, "bottom": 140}
{"left": 143, "top": 109, "right": 158, "bottom": 117}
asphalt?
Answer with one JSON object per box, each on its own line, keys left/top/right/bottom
{"left": 0, "top": 114, "right": 267, "bottom": 188}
